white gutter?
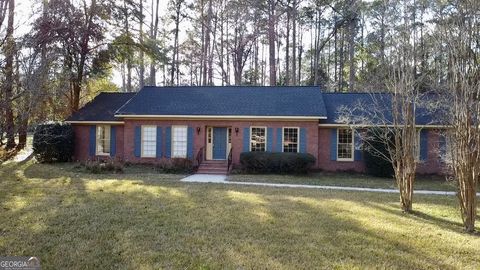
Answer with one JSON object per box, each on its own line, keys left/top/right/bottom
{"left": 318, "top": 123, "right": 450, "bottom": 129}
{"left": 66, "top": 121, "right": 125, "bottom": 125}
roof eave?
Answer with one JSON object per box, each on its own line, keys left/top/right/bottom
{"left": 115, "top": 114, "right": 327, "bottom": 120}
{"left": 65, "top": 120, "right": 125, "bottom": 125}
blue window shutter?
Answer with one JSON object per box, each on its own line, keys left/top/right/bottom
{"left": 354, "top": 130, "right": 362, "bottom": 161}
{"left": 300, "top": 128, "right": 307, "bottom": 153}
{"left": 420, "top": 130, "right": 428, "bottom": 161}
{"left": 165, "top": 126, "right": 171, "bottom": 158}
{"left": 187, "top": 126, "right": 194, "bottom": 159}
{"left": 276, "top": 128, "right": 282, "bottom": 152}
{"left": 439, "top": 134, "right": 446, "bottom": 157}
{"left": 267, "top": 128, "right": 273, "bottom": 152}
{"left": 134, "top": 126, "right": 141, "bottom": 157}
{"left": 243, "top": 128, "right": 250, "bottom": 152}
{"left": 156, "top": 127, "right": 163, "bottom": 158}
{"left": 110, "top": 126, "right": 116, "bottom": 157}
{"left": 89, "top": 126, "right": 96, "bottom": 157}
{"left": 330, "top": 129, "right": 337, "bottom": 161}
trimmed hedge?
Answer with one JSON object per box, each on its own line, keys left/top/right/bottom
{"left": 240, "top": 152, "right": 316, "bottom": 174}
{"left": 83, "top": 158, "right": 124, "bottom": 174}
{"left": 33, "top": 123, "right": 74, "bottom": 163}
{"left": 156, "top": 158, "right": 194, "bottom": 174}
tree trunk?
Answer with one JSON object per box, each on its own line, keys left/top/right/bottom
{"left": 72, "top": 79, "right": 82, "bottom": 112}
{"left": 171, "top": 5, "right": 180, "bottom": 86}
{"left": 149, "top": 0, "right": 160, "bottom": 85}
{"left": 225, "top": 14, "right": 230, "bottom": 85}
{"left": 208, "top": 0, "right": 218, "bottom": 85}
{"left": 124, "top": 0, "right": 132, "bottom": 92}
{"left": 127, "top": 60, "right": 132, "bottom": 91}
{"left": 139, "top": 0, "right": 145, "bottom": 88}
{"left": 3, "top": 0, "right": 15, "bottom": 150}
{"left": 338, "top": 28, "right": 345, "bottom": 92}
{"left": 348, "top": 3, "right": 357, "bottom": 92}
{"left": 285, "top": 6, "right": 290, "bottom": 86}
{"left": 218, "top": 1, "right": 226, "bottom": 86}
{"left": 291, "top": 0, "right": 297, "bottom": 85}
{"left": 268, "top": 0, "right": 276, "bottom": 86}
{"left": 202, "top": 0, "right": 211, "bottom": 85}
{"left": 17, "top": 118, "right": 28, "bottom": 150}
{"left": 298, "top": 30, "right": 302, "bottom": 83}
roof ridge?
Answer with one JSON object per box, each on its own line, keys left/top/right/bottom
{"left": 141, "top": 85, "right": 323, "bottom": 89}
{"left": 98, "top": 91, "right": 136, "bottom": 94}
{"left": 323, "top": 92, "right": 391, "bottom": 95}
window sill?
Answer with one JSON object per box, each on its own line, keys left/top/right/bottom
{"left": 337, "top": 158, "right": 354, "bottom": 162}
{"left": 96, "top": 153, "right": 110, "bottom": 156}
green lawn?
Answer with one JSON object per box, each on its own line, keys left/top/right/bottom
{"left": 228, "top": 172, "right": 458, "bottom": 191}
{"left": 1, "top": 160, "right": 479, "bottom": 269}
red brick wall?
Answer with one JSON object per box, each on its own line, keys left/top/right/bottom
{"left": 73, "top": 122, "right": 445, "bottom": 175}
{"left": 114, "top": 126, "right": 125, "bottom": 159}
{"left": 122, "top": 119, "right": 319, "bottom": 166}
{"left": 73, "top": 125, "right": 90, "bottom": 161}
{"left": 317, "top": 127, "right": 366, "bottom": 172}
{"left": 317, "top": 127, "right": 445, "bottom": 175}
{"left": 417, "top": 130, "right": 446, "bottom": 175}
{"left": 72, "top": 124, "right": 124, "bottom": 161}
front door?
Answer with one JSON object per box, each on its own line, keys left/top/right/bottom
{"left": 212, "top": 127, "right": 227, "bottom": 160}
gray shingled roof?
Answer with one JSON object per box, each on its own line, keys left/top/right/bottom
{"left": 322, "top": 93, "right": 440, "bottom": 125}
{"left": 115, "top": 86, "right": 327, "bottom": 118}
{"left": 66, "top": 92, "right": 135, "bottom": 122}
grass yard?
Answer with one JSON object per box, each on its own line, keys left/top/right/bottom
{"left": 228, "top": 172, "right": 458, "bottom": 191}
{"left": 1, "top": 160, "right": 479, "bottom": 269}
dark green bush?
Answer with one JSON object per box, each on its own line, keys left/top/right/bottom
{"left": 156, "top": 158, "right": 194, "bottom": 174}
{"left": 33, "top": 123, "right": 74, "bottom": 163}
{"left": 83, "top": 158, "right": 124, "bottom": 174}
{"left": 240, "top": 152, "right": 316, "bottom": 174}
{"left": 363, "top": 128, "right": 394, "bottom": 178}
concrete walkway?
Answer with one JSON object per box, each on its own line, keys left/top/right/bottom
{"left": 181, "top": 174, "right": 227, "bottom": 183}
{"left": 180, "top": 174, "right": 480, "bottom": 197}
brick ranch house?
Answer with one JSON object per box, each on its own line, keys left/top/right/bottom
{"left": 66, "top": 86, "right": 446, "bottom": 174}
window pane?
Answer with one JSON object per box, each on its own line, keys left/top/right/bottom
{"left": 142, "top": 126, "right": 157, "bottom": 157}
{"left": 172, "top": 126, "right": 187, "bottom": 158}
{"left": 251, "top": 127, "right": 266, "bottom": 152}
{"left": 337, "top": 129, "right": 353, "bottom": 159}
{"left": 96, "top": 125, "right": 111, "bottom": 154}
{"left": 283, "top": 128, "right": 298, "bottom": 153}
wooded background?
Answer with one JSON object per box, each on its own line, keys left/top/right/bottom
{"left": 0, "top": 0, "right": 477, "bottom": 148}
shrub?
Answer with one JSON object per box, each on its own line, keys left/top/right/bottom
{"left": 33, "top": 123, "right": 74, "bottom": 163}
{"left": 156, "top": 158, "right": 194, "bottom": 174}
{"left": 240, "top": 152, "right": 316, "bottom": 174}
{"left": 0, "top": 147, "right": 7, "bottom": 162}
{"left": 83, "top": 158, "right": 124, "bottom": 174}
{"left": 363, "top": 128, "right": 395, "bottom": 178}
{"left": 0, "top": 147, "right": 17, "bottom": 163}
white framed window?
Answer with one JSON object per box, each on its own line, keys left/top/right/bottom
{"left": 250, "top": 127, "right": 266, "bottom": 152}
{"left": 141, "top": 126, "right": 157, "bottom": 158}
{"left": 96, "top": 125, "right": 111, "bottom": 155}
{"left": 283, "top": 127, "right": 299, "bottom": 153}
{"left": 337, "top": 128, "right": 354, "bottom": 161}
{"left": 172, "top": 126, "right": 188, "bottom": 158}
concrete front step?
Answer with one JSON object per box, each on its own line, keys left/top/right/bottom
{"left": 197, "top": 160, "right": 229, "bottom": 174}
{"left": 198, "top": 166, "right": 227, "bottom": 170}
{"left": 196, "top": 171, "right": 226, "bottom": 175}
{"left": 202, "top": 161, "right": 227, "bottom": 164}
{"left": 198, "top": 165, "right": 227, "bottom": 169}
